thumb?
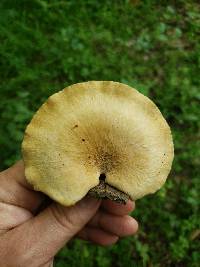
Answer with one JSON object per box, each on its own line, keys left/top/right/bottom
{"left": 7, "top": 197, "right": 101, "bottom": 266}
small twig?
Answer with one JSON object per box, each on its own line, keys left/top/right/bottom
{"left": 88, "top": 180, "right": 129, "bottom": 204}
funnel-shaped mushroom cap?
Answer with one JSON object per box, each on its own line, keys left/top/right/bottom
{"left": 22, "top": 81, "right": 174, "bottom": 206}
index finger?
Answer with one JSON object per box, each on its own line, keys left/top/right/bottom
{"left": 101, "top": 199, "right": 135, "bottom": 216}
{"left": 0, "top": 161, "right": 45, "bottom": 213}
{"left": 3, "top": 160, "right": 33, "bottom": 189}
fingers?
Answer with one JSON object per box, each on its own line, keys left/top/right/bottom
{"left": 3, "top": 197, "right": 101, "bottom": 266}
{"left": 0, "top": 202, "right": 33, "bottom": 234}
{"left": 3, "top": 160, "right": 33, "bottom": 189}
{"left": 78, "top": 200, "right": 138, "bottom": 246}
{"left": 0, "top": 161, "right": 46, "bottom": 213}
{"left": 88, "top": 210, "right": 138, "bottom": 237}
{"left": 77, "top": 227, "right": 119, "bottom": 246}
{"left": 101, "top": 199, "right": 135, "bottom": 216}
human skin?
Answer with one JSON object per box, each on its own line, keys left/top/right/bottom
{"left": 0, "top": 161, "right": 138, "bottom": 267}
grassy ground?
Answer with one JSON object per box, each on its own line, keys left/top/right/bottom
{"left": 0, "top": 0, "right": 199, "bottom": 266}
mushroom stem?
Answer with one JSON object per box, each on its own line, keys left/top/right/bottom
{"left": 88, "top": 180, "right": 129, "bottom": 204}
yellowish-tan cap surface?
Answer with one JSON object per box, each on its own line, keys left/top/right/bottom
{"left": 22, "top": 81, "right": 174, "bottom": 206}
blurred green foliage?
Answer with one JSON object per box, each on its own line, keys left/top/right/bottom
{"left": 0, "top": 0, "right": 199, "bottom": 266}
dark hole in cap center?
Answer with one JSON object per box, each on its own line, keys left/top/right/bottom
{"left": 99, "top": 173, "right": 106, "bottom": 181}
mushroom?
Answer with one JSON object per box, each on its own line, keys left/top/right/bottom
{"left": 22, "top": 81, "right": 174, "bottom": 206}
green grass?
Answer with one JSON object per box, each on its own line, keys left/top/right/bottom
{"left": 0, "top": 0, "right": 199, "bottom": 266}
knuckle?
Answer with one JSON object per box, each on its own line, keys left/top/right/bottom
{"left": 50, "top": 205, "right": 75, "bottom": 232}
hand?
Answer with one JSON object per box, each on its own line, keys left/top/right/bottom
{"left": 0, "top": 161, "right": 138, "bottom": 267}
